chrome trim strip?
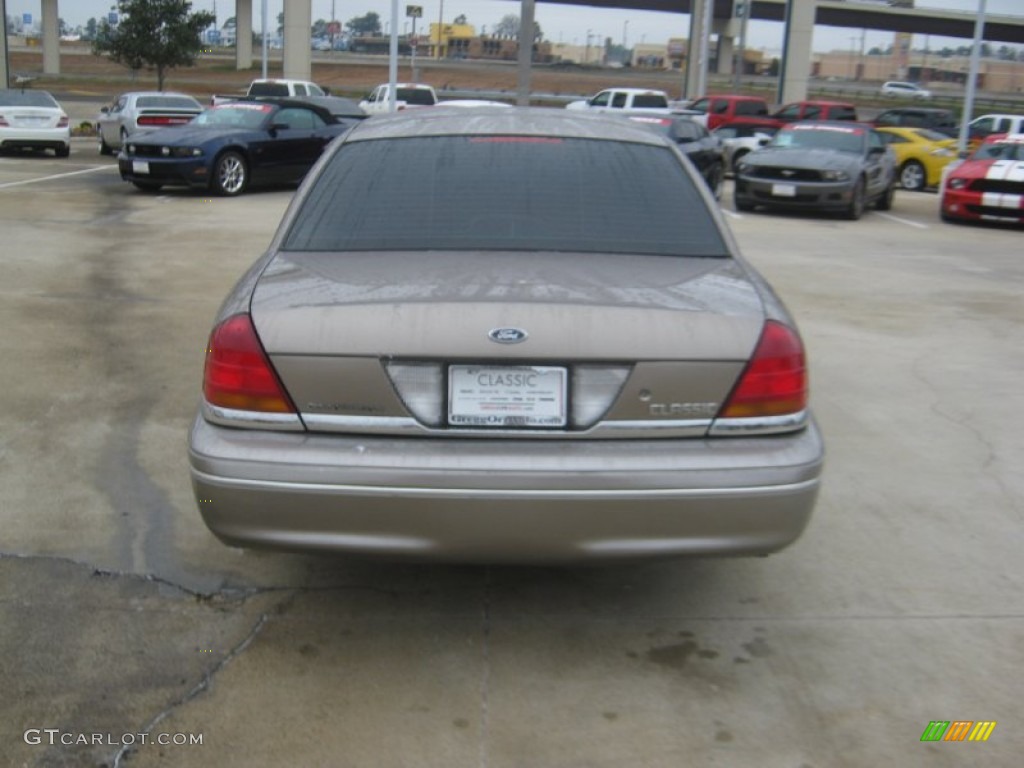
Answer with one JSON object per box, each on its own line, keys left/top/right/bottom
{"left": 301, "top": 412, "right": 711, "bottom": 439}
{"left": 708, "top": 410, "right": 809, "bottom": 436}
{"left": 192, "top": 469, "right": 820, "bottom": 500}
{"left": 202, "top": 400, "right": 305, "bottom": 432}
{"left": 303, "top": 413, "right": 423, "bottom": 433}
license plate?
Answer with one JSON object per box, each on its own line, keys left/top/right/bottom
{"left": 448, "top": 365, "right": 567, "bottom": 428}
{"left": 771, "top": 183, "right": 797, "bottom": 197}
{"left": 132, "top": 160, "right": 150, "bottom": 175}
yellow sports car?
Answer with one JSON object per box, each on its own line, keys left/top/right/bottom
{"left": 876, "top": 126, "right": 958, "bottom": 191}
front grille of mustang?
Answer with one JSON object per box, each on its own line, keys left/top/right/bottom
{"left": 966, "top": 204, "right": 1024, "bottom": 219}
{"left": 131, "top": 145, "right": 166, "bottom": 159}
{"left": 752, "top": 190, "right": 820, "bottom": 203}
{"left": 749, "top": 167, "right": 822, "bottom": 182}
{"left": 969, "top": 179, "right": 1024, "bottom": 194}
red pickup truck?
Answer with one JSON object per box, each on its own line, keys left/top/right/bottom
{"left": 687, "top": 94, "right": 776, "bottom": 131}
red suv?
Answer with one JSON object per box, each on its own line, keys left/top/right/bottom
{"left": 688, "top": 94, "right": 776, "bottom": 131}
{"left": 772, "top": 100, "right": 858, "bottom": 123}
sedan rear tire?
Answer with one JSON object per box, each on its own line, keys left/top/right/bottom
{"left": 99, "top": 134, "right": 113, "bottom": 156}
{"left": 212, "top": 151, "right": 248, "bottom": 196}
{"left": 899, "top": 160, "right": 926, "bottom": 192}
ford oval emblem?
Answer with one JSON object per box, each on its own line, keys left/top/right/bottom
{"left": 488, "top": 327, "right": 528, "bottom": 344}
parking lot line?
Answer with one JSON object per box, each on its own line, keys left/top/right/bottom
{"left": 0, "top": 165, "right": 114, "bottom": 191}
{"left": 876, "top": 212, "right": 930, "bottom": 230}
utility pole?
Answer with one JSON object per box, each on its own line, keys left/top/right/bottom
{"left": 436, "top": 0, "right": 444, "bottom": 59}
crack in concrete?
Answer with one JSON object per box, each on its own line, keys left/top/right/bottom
{"left": 0, "top": 550, "right": 404, "bottom": 603}
{"left": 478, "top": 567, "right": 492, "bottom": 768}
{"left": 909, "top": 353, "right": 1022, "bottom": 521}
{"left": 110, "top": 610, "right": 272, "bottom": 768}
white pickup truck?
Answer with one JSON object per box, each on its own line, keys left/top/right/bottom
{"left": 210, "top": 79, "right": 328, "bottom": 106}
{"left": 565, "top": 88, "right": 687, "bottom": 114}
{"left": 359, "top": 83, "right": 439, "bottom": 114}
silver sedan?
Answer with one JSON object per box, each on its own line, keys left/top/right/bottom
{"left": 96, "top": 91, "right": 202, "bottom": 155}
{"left": 189, "top": 109, "right": 824, "bottom": 562}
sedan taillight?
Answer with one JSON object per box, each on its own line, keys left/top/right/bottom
{"left": 203, "top": 314, "right": 296, "bottom": 414}
{"left": 719, "top": 321, "right": 807, "bottom": 419}
{"left": 57, "top": 115, "right": 69, "bottom": 128}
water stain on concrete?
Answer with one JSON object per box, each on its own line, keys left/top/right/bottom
{"left": 715, "top": 729, "right": 734, "bottom": 742}
{"left": 602, "top": 712, "right": 618, "bottom": 722}
{"left": 647, "top": 640, "right": 698, "bottom": 669}
{"left": 742, "top": 637, "right": 773, "bottom": 658}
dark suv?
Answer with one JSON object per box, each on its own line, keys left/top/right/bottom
{"left": 872, "top": 107, "right": 958, "bottom": 138}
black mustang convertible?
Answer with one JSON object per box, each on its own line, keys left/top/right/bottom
{"left": 118, "top": 97, "right": 365, "bottom": 196}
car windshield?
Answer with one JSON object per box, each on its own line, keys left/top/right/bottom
{"left": 194, "top": 104, "right": 273, "bottom": 128}
{"left": 769, "top": 125, "right": 866, "bottom": 153}
{"left": 971, "top": 140, "right": 1024, "bottom": 161}
{"left": 0, "top": 90, "right": 58, "bottom": 108}
{"left": 136, "top": 96, "right": 200, "bottom": 109}
{"left": 284, "top": 136, "right": 728, "bottom": 257}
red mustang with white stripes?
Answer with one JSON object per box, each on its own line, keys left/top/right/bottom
{"left": 941, "top": 133, "right": 1024, "bottom": 225}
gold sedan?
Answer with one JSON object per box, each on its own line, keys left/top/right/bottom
{"left": 877, "top": 126, "right": 959, "bottom": 192}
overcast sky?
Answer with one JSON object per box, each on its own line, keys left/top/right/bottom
{"left": 7, "top": 0, "right": 1023, "bottom": 54}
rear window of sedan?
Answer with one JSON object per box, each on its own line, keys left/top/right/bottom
{"left": 136, "top": 96, "right": 200, "bottom": 109}
{"left": 283, "top": 136, "right": 729, "bottom": 258}
{"left": 0, "top": 89, "right": 59, "bottom": 108}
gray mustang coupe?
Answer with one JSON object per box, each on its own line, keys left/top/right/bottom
{"left": 733, "top": 121, "right": 897, "bottom": 220}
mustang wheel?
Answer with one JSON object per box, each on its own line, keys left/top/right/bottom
{"left": 98, "top": 134, "right": 113, "bottom": 156}
{"left": 899, "top": 160, "right": 926, "bottom": 191}
{"left": 876, "top": 179, "right": 895, "bottom": 211}
{"left": 213, "top": 151, "right": 248, "bottom": 196}
{"left": 844, "top": 178, "right": 865, "bottom": 220}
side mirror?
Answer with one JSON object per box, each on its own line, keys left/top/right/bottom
{"left": 100, "top": 106, "right": 110, "bottom": 114}
{"left": 322, "top": 87, "right": 331, "bottom": 96}
{"left": 868, "top": 146, "right": 885, "bottom": 156}
{"left": 758, "top": 137, "right": 770, "bottom": 146}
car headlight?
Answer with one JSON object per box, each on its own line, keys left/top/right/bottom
{"left": 948, "top": 178, "right": 969, "bottom": 190}
{"left": 931, "top": 148, "right": 954, "bottom": 157}
{"left": 820, "top": 169, "right": 850, "bottom": 181}
{"left": 736, "top": 162, "right": 749, "bottom": 174}
{"left": 162, "top": 146, "right": 203, "bottom": 158}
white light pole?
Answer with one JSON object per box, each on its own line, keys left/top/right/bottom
{"left": 958, "top": 0, "right": 987, "bottom": 154}
{"left": 261, "top": 0, "right": 267, "bottom": 79}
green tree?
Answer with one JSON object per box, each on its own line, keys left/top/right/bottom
{"left": 491, "top": 14, "right": 542, "bottom": 42}
{"left": 346, "top": 12, "right": 381, "bottom": 37}
{"left": 83, "top": 18, "right": 99, "bottom": 41}
{"left": 92, "top": 0, "right": 215, "bottom": 90}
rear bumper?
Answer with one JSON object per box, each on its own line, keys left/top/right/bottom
{"left": 0, "top": 127, "right": 70, "bottom": 150}
{"left": 189, "top": 414, "right": 824, "bottom": 562}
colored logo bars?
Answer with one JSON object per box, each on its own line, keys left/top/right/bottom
{"left": 921, "top": 721, "right": 997, "bottom": 742}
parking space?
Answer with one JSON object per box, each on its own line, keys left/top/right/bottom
{"left": 1, "top": 147, "right": 1021, "bottom": 767}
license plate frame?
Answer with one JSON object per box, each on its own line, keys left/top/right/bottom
{"left": 771, "top": 182, "right": 797, "bottom": 197}
{"left": 448, "top": 365, "right": 567, "bottom": 428}
{"left": 132, "top": 160, "right": 150, "bottom": 175}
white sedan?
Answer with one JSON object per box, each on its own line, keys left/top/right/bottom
{"left": 0, "top": 89, "right": 71, "bottom": 157}
{"left": 880, "top": 81, "right": 932, "bottom": 100}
